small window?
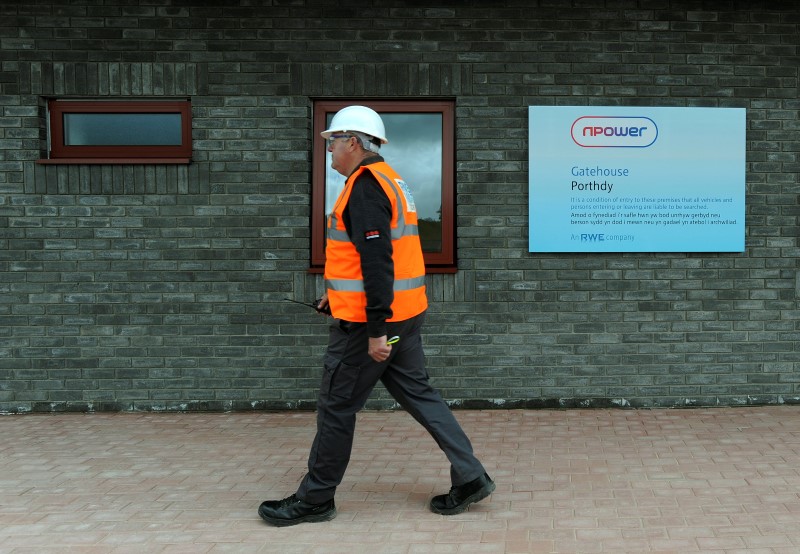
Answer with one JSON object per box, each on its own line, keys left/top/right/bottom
{"left": 311, "top": 99, "right": 456, "bottom": 272}
{"left": 42, "top": 99, "right": 192, "bottom": 164}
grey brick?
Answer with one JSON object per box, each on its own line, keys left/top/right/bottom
{"left": 1, "top": 1, "right": 799, "bottom": 414}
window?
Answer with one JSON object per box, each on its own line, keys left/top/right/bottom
{"left": 311, "top": 99, "right": 456, "bottom": 272}
{"left": 42, "top": 99, "right": 192, "bottom": 164}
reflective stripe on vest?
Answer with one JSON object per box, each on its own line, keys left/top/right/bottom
{"left": 326, "top": 275, "right": 427, "bottom": 293}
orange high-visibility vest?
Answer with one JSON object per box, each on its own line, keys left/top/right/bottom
{"left": 325, "top": 161, "right": 427, "bottom": 323}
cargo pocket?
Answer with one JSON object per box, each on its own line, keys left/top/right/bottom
{"left": 321, "top": 353, "right": 361, "bottom": 400}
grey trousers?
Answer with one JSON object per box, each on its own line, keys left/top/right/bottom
{"left": 296, "top": 311, "right": 486, "bottom": 504}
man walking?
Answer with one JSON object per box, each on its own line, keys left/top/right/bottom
{"left": 259, "top": 105, "right": 494, "bottom": 526}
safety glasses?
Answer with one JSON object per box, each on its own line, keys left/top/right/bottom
{"left": 326, "top": 134, "right": 353, "bottom": 146}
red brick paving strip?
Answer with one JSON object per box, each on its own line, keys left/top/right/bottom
{"left": 1, "top": 407, "right": 799, "bottom": 552}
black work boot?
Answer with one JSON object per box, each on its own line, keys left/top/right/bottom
{"left": 429, "top": 473, "right": 495, "bottom": 515}
{"left": 258, "top": 494, "right": 337, "bottom": 527}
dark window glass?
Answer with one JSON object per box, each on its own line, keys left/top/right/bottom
{"left": 63, "top": 113, "right": 183, "bottom": 146}
{"left": 43, "top": 100, "right": 192, "bottom": 164}
{"left": 312, "top": 100, "right": 455, "bottom": 272}
{"left": 324, "top": 112, "right": 443, "bottom": 253}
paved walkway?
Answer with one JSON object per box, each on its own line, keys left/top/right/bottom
{"left": 1, "top": 407, "right": 799, "bottom": 553}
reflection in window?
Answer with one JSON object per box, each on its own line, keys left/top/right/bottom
{"left": 64, "top": 113, "right": 183, "bottom": 146}
{"left": 325, "top": 113, "right": 443, "bottom": 253}
{"left": 312, "top": 99, "right": 455, "bottom": 271}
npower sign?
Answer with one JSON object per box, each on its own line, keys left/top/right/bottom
{"left": 570, "top": 116, "right": 658, "bottom": 148}
{"left": 529, "top": 105, "right": 746, "bottom": 253}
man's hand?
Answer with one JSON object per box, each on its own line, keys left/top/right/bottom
{"left": 317, "top": 294, "right": 331, "bottom": 316}
{"left": 368, "top": 335, "right": 392, "bottom": 363}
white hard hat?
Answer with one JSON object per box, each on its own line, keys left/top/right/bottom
{"left": 321, "top": 105, "right": 388, "bottom": 144}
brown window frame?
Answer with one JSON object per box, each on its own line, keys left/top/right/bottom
{"left": 311, "top": 99, "right": 456, "bottom": 273}
{"left": 41, "top": 99, "right": 192, "bottom": 164}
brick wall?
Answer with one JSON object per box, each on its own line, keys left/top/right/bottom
{"left": 1, "top": 1, "right": 799, "bottom": 413}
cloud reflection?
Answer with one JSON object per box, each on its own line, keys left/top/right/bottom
{"left": 325, "top": 113, "right": 442, "bottom": 221}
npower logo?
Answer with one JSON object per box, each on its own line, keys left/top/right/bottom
{"left": 571, "top": 116, "right": 658, "bottom": 148}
